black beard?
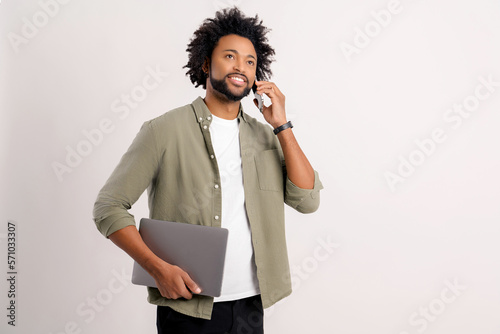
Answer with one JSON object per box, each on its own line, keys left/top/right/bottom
{"left": 210, "top": 75, "right": 251, "bottom": 102}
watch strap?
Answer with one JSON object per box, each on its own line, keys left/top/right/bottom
{"left": 273, "top": 121, "right": 293, "bottom": 135}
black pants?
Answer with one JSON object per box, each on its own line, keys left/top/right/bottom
{"left": 157, "top": 295, "right": 264, "bottom": 334}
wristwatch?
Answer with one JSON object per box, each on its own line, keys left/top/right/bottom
{"left": 273, "top": 121, "right": 293, "bottom": 135}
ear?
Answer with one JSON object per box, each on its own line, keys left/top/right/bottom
{"left": 202, "top": 57, "right": 210, "bottom": 76}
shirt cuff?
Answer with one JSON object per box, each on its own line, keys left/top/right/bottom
{"left": 284, "top": 170, "right": 324, "bottom": 213}
{"left": 94, "top": 212, "right": 137, "bottom": 238}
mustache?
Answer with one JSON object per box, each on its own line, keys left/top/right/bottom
{"left": 225, "top": 73, "right": 248, "bottom": 82}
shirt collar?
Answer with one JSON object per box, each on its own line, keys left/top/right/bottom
{"left": 192, "top": 96, "right": 248, "bottom": 124}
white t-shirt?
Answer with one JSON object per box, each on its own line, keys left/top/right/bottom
{"left": 209, "top": 113, "right": 260, "bottom": 302}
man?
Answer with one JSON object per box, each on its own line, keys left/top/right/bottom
{"left": 93, "top": 7, "right": 323, "bottom": 333}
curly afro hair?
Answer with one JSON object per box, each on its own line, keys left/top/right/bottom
{"left": 184, "top": 7, "right": 275, "bottom": 89}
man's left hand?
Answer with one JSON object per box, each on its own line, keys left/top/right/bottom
{"left": 253, "top": 80, "right": 288, "bottom": 129}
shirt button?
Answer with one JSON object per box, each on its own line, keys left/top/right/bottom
{"left": 198, "top": 117, "right": 203, "bottom": 122}
{"left": 210, "top": 154, "right": 214, "bottom": 159}
{"left": 214, "top": 215, "right": 219, "bottom": 220}
{"left": 214, "top": 184, "right": 219, "bottom": 189}
{"left": 207, "top": 116, "right": 211, "bottom": 120}
{"left": 203, "top": 125, "right": 208, "bottom": 130}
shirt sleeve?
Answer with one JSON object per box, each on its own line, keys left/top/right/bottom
{"left": 93, "top": 121, "right": 160, "bottom": 238}
{"left": 284, "top": 170, "right": 324, "bottom": 213}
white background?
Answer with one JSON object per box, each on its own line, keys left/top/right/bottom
{"left": 1, "top": 0, "right": 500, "bottom": 333}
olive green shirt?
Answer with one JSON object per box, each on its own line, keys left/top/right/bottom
{"left": 93, "top": 97, "right": 323, "bottom": 319}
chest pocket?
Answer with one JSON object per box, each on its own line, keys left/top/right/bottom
{"left": 254, "top": 149, "right": 284, "bottom": 192}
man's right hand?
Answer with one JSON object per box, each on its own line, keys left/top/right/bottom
{"left": 108, "top": 225, "right": 201, "bottom": 300}
{"left": 151, "top": 260, "right": 202, "bottom": 299}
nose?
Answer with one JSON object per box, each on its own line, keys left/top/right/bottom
{"left": 233, "top": 58, "right": 244, "bottom": 73}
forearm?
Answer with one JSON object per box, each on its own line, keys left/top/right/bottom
{"left": 276, "top": 128, "right": 315, "bottom": 189}
{"left": 109, "top": 225, "right": 202, "bottom": 298}
{"left": 108, "top": 225, "right": 164, "bottom": 276}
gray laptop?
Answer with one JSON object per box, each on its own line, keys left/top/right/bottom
{"left": 131, "top": 218, "right": 228, "bottom": 297}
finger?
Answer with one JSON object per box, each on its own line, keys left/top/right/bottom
{"left": 258, "top": 86, "right": 281, "bottom": 100}
{"left": 256, "top": 81, "right": 277, "bottom": 90}
{"left": 255, "top": 80, "right": 277, "bottom": 91}
{"left": 159, "top": 286, "right": 171, "bottom": 299}
{"left": 154, "top": 278, "right": 169, "bottom": 298}
{"left": 256, "top": 84, "right": 273, "bottom": 94}
{"left": 254, "top": 79, "right": 267, "bottom": 87}
{"left": 168, "top": 276, "right": 192, "bottom": 300}
{"left": 255, "top": 83, "right": 269, "bottom": 92}
{"left": 180, "top": 288, "right": 193, "bottom": 300}
{"left": 182, "top": 272, "right": 202, "bottom": 295}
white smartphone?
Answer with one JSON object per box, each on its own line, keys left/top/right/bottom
{"left": 252, "top": 82, "right": 263, "bottom": 113}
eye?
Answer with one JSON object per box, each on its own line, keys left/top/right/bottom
{"left": 226, "top": 54, "right": 234, "bottom": 59}
{"left": 247, "top": 60, "right": 255, "bottom": 66}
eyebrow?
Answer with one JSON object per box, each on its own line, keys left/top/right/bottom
{"left": 223, "top": 49, "right": 256, "bottom": 60}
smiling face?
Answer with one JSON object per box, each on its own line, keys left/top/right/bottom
{"left": 206, "top": 34, "right": 257, "bottom": 102}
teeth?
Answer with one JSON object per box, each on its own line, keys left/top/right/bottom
{"left": 230, "top": 76, "right": 244, "bottom": 82}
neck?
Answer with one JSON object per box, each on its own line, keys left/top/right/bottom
{"left": 204, "top": 87, "right": 241, "bottom": 120}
